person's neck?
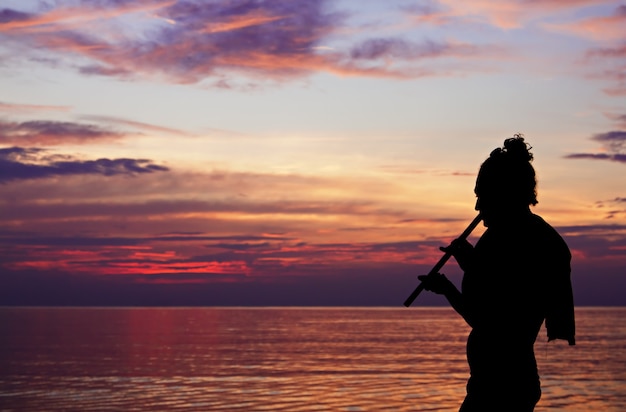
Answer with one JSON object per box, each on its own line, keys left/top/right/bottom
{"left": 490, "top": 206, "right": 532, "bottom": 228}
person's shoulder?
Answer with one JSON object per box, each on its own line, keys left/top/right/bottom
{"left": 529, "top": 213, "right": 559, "bottom": 236}
{"left": 529, "top": 212, "right": 551, "bottom": 228}
{"left": 530, "top": 213, "right": 570, "bottom": 253}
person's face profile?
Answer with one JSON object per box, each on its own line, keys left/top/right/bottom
{"left": 474, "top": 182, "right": 501, "bottom": 227}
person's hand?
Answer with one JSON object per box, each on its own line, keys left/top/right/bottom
{"left": 418, "top": 273, "right": 454, "bottom": 295}
{"left": 440, "top": 238, "right": 474, "bottom": 271}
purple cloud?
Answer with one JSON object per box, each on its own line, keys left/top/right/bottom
{"left": 0, "top": 147, "right": 168, "bottom": 182}
{"left": 592, "top": 130, "right": 626, "bottom": 152}
{"left": 594, "top": 197, "right": 626, "bottom": 219}
{"left": 79, "top": 65, "right": 132, "bottom": 77}
{"left": 130, "top": 0, "right": 344, "bottom": 81}
{"left": 565, "top": 130, "right": 626, "bottom": 164}
{"left": 0, "top": 8, "right": 32, "bottom": 24}
{"left": 350, "top": 38, "right": 468, "bottom": 60}
{"left": 564, "top": 153, "right": 626, "bottom": 163}
{"left": 0, "top": 120, "right": 124, "bottom": 145}
{"left": 0, "top": 1, "right": 501, "bottom": 85}
{"left": 587, "top": 44, "right": 626, "bottom": 59}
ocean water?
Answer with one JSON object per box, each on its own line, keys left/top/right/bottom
{"left": 1, "top": 307, "right": 625, "bottom": 412}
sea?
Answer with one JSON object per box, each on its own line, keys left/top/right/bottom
{"left": 1, "top": 307, "right": 625, "bottom": 412}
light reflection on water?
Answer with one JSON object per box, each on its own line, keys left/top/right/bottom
{"left": 1, "top": 307, "right": 625, "bottom": 411}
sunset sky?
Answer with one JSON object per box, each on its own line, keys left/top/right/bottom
{"left": 1, "top": 0, "right": 625, "bottom": 306}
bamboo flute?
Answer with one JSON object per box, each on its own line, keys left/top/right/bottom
{"left": 403, "top": 214, "right": 482, "bottom": 307}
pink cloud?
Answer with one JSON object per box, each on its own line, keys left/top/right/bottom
{"left": 0, "top": 119, "right": 125, "bottom": 145}
{"left": 605, "top": 112, "right": 626, "bottom": 128}
{"left": 545, "top": 5, "right": 626, "bottom": 41}
{"left": 0, "top": 1, "right": 341, "bottom": 83}
{"left": 405, "top": 0, "right": 615, "bottom": 30}
{"left": 585, "top": 47, "right": 626, "bottom": 96}
{"left": 0, "top": 153, "right": 624, "bottom": 304}
{"left": 588, "top": 44, "right": 626, "bottom": 59}
{"left": 81, "top": 115, "right": 190, "bottom": 136}
{"left": 0, "top": 0, "right": 505, "bottom": 84}
{"left": 0, "top": 1, "right": 175, "bottom": 32}
{"left": 0, "top": 156, "right": 470, "bottom": 286}
{"left": 0, "top": 101, "right": 71, "bottom": 113}
{"left": 201, "top": 11, "right": 287, "bottom": 34}
{"left": 600, "top": 68, "right": 626, "bottom": 96}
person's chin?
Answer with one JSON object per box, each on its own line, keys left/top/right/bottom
{"left": 479, "top": 215, "right": 491, "bottom": 227}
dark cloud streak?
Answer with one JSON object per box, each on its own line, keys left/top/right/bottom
{"left": 564, "top": 153, "right": 626, "bottom": 163}
{"left": 565, "top": 130, "right": 626, "bottom": 164}
{"left": 0, "top": 146, "right": 168, "bottom": 182}
{"left": 0, "top": 8, "right": 32, "bottom": 24}
{"left": 0, "top": 120, "right": 125, "bottom": 145}
{"left": 592, "top": 130, "right": 626, "bottom": 152}
{"left": 349, "top": 37, "right": 476, "bottom": 60}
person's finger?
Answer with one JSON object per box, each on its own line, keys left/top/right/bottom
{"left": 418, "top": 275, "right": 432, "bottom": 291}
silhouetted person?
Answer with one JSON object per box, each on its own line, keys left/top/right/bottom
{"left": 419, "top": 135, "right": 575, "bottom": 412}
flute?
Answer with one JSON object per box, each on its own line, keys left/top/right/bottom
{"left": 403, "top": 214, "right": 482, "bottom": 307}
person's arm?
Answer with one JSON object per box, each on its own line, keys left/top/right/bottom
{"left": 440, "top": 238, "right": 475, "bottom": 272}
{"left": 418, "top": 273, "right": 473, "bottom": 326}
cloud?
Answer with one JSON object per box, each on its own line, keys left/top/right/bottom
{"left": 0, "top": 113, "right": 193, "bottom": 146}
{"left": 588, "top": 44, "right": 626, "bottom": 59}
{"left": 0, "top": 101, "right": 71, "bottom": 113}
{"left": 594, "top": 197, "right": 626, "bottom": 219}
{"left": 0, "top": 157, "right": 476, "bottom": 289}
{"left": 557, "top": 224, "right": 626, "bottom": 261}
{"left": 605, "top": 113, "right": 626, "bottom": 128}
{"left": 0, "top": 224, "right": 429, "bottom": 283}
{"left": 0, "top": 222, "right": 457, "bottom": 286}
{"left": 400, "top": 2, "right": 626, "bottom": 96}
{"left": 564, "top": 153, "right": 626, "bottom": 163}
{"left": 81, "top": 115, "right": 190, "bottom": 136}
{"left": 565, "top": 130, "right": 626, "bottom": 164}
{"left": 0, "top": 8, "right": 32, "bottom": 25}
{"left": 78, "top": 65, "right": 132, "bottom": 77}
{"left": 401, "top": 1, "right": 452, "bottom": 26}
{"left": 0, "top": 198, "right": 403, "bottom": 222}
{"left": 0, "top": 163, "right": 432, "bottom": 259}
{"left": 0, "top": 1, "right": 342, "bottom": 83}
{"left": 1, "top": 221, "right": 624, "bottom": 305}
{"left": 416, "top": 0, "right": 615, "bottom": 30}
{"left": 0, "top": 146, "right": 168, "bottom": 182}
{"left": 0, "top": 1, "right": 507, "bottom": 85}
{"left": 584, "top": 34, "right": 626, "bottom": 97}
{"left": 379, "top": 164, "right": 476, "bottom": 177}
{"left": 599, "top": 68, "right": 626, "bottom": 97}
{"left": 545, "top": 4, "right": 626, "bottom": 41}
{"left": 592, "top": 130, "right": 626, "bottom": 153}
{"left": 0, "top": 120, "right": 125, "bottom": 145}
{"left": 0, "top": 264, "right": 425, "bottom": 306}
{"left": 0, "top": 1, "right": 175, "bottom": 31}
{"left": 349, "top": 37, "right": 480, "bottom": 61}
{"left": 0, "top": 156, "right": 623, "bottom": 305}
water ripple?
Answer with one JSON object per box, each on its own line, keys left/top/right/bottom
{"left": 1, "top": 307, "right": 625, "bottom": 411}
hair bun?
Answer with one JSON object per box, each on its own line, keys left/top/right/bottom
{"left": 503, "top": 134, "right": 533, "bottom": 162}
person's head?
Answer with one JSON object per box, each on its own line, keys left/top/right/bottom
{"left": 475, "top": 134, "right": 537, "bottom": 226}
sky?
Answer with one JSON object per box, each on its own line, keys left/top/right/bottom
{"left": 0, "top": 0, "right": 625, "bottom": 306}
